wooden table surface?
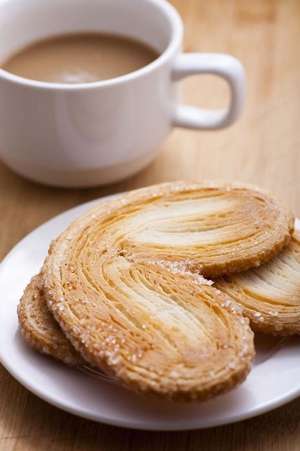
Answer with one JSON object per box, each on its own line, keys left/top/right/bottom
{"left": 1, "top": 1, "right": 300, "bottom": 449}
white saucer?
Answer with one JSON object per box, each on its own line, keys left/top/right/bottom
{"left": 0, "top": 196, "right": 299, "bottom": 431}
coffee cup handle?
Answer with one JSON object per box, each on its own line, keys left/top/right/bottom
{"left": 171, "top": 53, "right": 245, "bottom": 130}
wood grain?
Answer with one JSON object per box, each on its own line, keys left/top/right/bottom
{"left": 1, "top": 0, "right": 300, "bottom": 449}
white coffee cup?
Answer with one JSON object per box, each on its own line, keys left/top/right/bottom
{"left": 0, "top": 0, "right": 245, "bottom": 188}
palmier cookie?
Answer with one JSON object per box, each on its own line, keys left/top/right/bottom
{"left": 215, "top": 231, "right": 300, "bottom": 336}
{"left": 44, "top": 181, "right": 293, "bottom": 278}
{"left": 18, "top": 274, "right": 83, "bottom": 366}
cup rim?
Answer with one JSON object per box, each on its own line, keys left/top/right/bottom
{"left": 0, "top": 0, "right": 183, "bottom": 91}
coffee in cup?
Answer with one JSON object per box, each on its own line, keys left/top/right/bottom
{"left": 1, "top": 33, "right": 159, "bottom": 84}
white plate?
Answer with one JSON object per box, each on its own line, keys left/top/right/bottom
{"left": 0, "top": 196, "right": 299, "bottom": 431}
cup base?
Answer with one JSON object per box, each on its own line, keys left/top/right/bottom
{"left": 3, "top": 153, "right": 157, "bottom": 188}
